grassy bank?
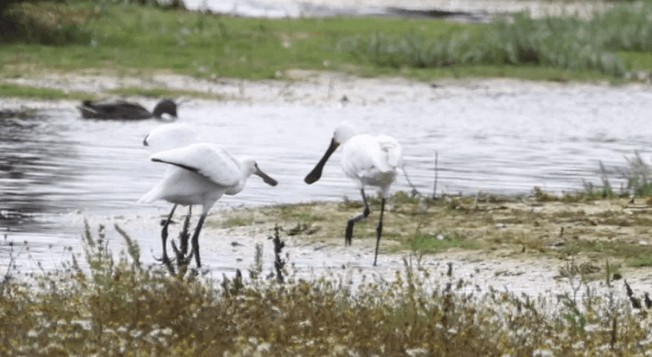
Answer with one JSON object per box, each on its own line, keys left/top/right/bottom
{"left": 2, "top": 1, "right": 652, "bottom": 100}
{"left": 0, "top": 2, "right": 469, "bottom": 80}
{"left": 0, "top": 224, "right": 649, "bottom": 356}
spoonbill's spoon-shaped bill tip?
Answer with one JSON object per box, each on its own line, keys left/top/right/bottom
{"left": 255, "top": 164, "right": 278, "bottom": 186}
{"left": 304, "top": 138, "right": 339, "bottom": 184}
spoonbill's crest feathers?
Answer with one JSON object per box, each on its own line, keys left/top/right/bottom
{"left": 150, "top": 143, "right": 241, "bottom": 187}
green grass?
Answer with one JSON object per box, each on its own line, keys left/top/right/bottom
{"left": 273, "top": 203, "right": 326, "bottom": 223}
{"left": 629, "top": 256, "right": 652, "bottom": 268}
{"left": 343, "top": 6, "right": 652, "bottom": 78}
{"left": 0, "top": 0, "right": 94, "bottom": 45}
{"left": 2, "top": 0, "right": 652, "bottom": 94}
{"left": 222, "top": 214, "right": 255, "bottom": 228}
{"left": 558, "top": 238, "right": 652, "bottom": 267}
{"left": 6, "top": 3, "right": 456, "bottom": 79}
{"left": 0, "top": 82, "right": 87, "bottom": 99}
{"left": 107, "top": 86, "right": 225, "bottom": 100}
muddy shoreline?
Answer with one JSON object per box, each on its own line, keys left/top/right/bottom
{"left": 2, "top": 69, "right": 646, "bottom": 108}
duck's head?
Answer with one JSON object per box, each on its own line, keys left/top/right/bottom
{"left": 152, "top": 99, "right": 178, "bottom": 120}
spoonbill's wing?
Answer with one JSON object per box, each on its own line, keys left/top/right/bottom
{"left": 344, "top": 134, "right": 402, "bottom": 173}
{"left": 374, "top": 134, "right": 403, "bottom": 171}
{"left": 151, "top": 143, "right": 240, "bottom": 186}
{"left": 143, "top": 123, "right": 200, "bottom": 153}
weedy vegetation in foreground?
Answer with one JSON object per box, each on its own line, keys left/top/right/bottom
{"left": 1, "top": 223, "right": 651, "bottom": 355}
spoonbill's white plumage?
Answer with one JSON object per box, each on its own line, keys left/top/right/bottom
{"left": 140, "top": 142, "right": 278, "bottom": 268}
{"left": 304, "top": 123, "right": 402, "bottom": 266}
{"left": 143, "top": 123, "right": 200, "bottom": 153}
{"left": 141, "top": 123, "right": 202, "bottom": 268}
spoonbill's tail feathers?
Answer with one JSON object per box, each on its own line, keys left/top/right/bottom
{"left": 139, "top": 184, "right": 162, "bottom": 204}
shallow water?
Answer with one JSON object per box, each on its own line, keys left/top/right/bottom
{"left": 183, "top": 0, "right": 492, "bottom": 21}
{"left": 2, "top": 81, "right": 652, "bottom": 279}
{"left": 183, "top": 0, "right": 609, "bottom": 20}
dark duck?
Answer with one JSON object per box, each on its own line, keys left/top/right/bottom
{"left": 78, "top": 99, "right": 177, "bottom": 120}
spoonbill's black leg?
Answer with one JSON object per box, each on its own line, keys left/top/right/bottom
{"left": 172, "top": 206, "right": 194, "bottom": 266}
{"left": 373, "top": 197, "right": 386, "bottom": 266}
{"left": 345, "top": 188, "right": 370, "bottom": 246}
{"left": 188, "top": 213, "right": 207, "bottom": 268}
{"left": 179, "top": 206, "right": 192, "bottom": 257}
{"left": 157, "top": 204, "right": 178, "bottom": 273}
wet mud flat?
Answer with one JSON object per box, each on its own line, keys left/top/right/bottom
{"left": 60, "top": 194, "right": 652, "bottom": 302}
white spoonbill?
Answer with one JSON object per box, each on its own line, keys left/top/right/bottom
{"left": 304, "top": 123, "right": 402, "bottom": 266}
{"left": 143, "top": 122, "right": 200, "bottom": 153}
{"left": 142, "top": 123, "right": 201, "bottom": 268}
{"left": 140, "top": 142, "right": 278, "bottom": 268}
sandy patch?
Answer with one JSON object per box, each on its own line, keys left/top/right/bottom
{"left": 2, "top": 69, "right": 646, "bottom": 111}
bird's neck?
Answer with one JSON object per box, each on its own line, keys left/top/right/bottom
{"left": 225, "top": 170, "right": 250, "bottom": 195}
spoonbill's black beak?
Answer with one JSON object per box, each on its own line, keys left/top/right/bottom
{"left": 255, "top": 165, "right": 278, "bottom": 186}
{"left": 304, "top": 138, "right": 339, "bottom": 184}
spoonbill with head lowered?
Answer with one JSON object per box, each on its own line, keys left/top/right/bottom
{"left": 304, "top": 123, "right": 402, "bottom": 266}
{"left": 140, "top": 142, "right": 278, "bottom": 268}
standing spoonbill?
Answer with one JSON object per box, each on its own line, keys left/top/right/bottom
{"left": 140, "top": 143, "right": 278, "bottom": 268}
{"left": 304, "top": 123, "right": 402, "bottom": 266}
{"left": 142, "top": 123, "right": 201, "bottom": 267}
